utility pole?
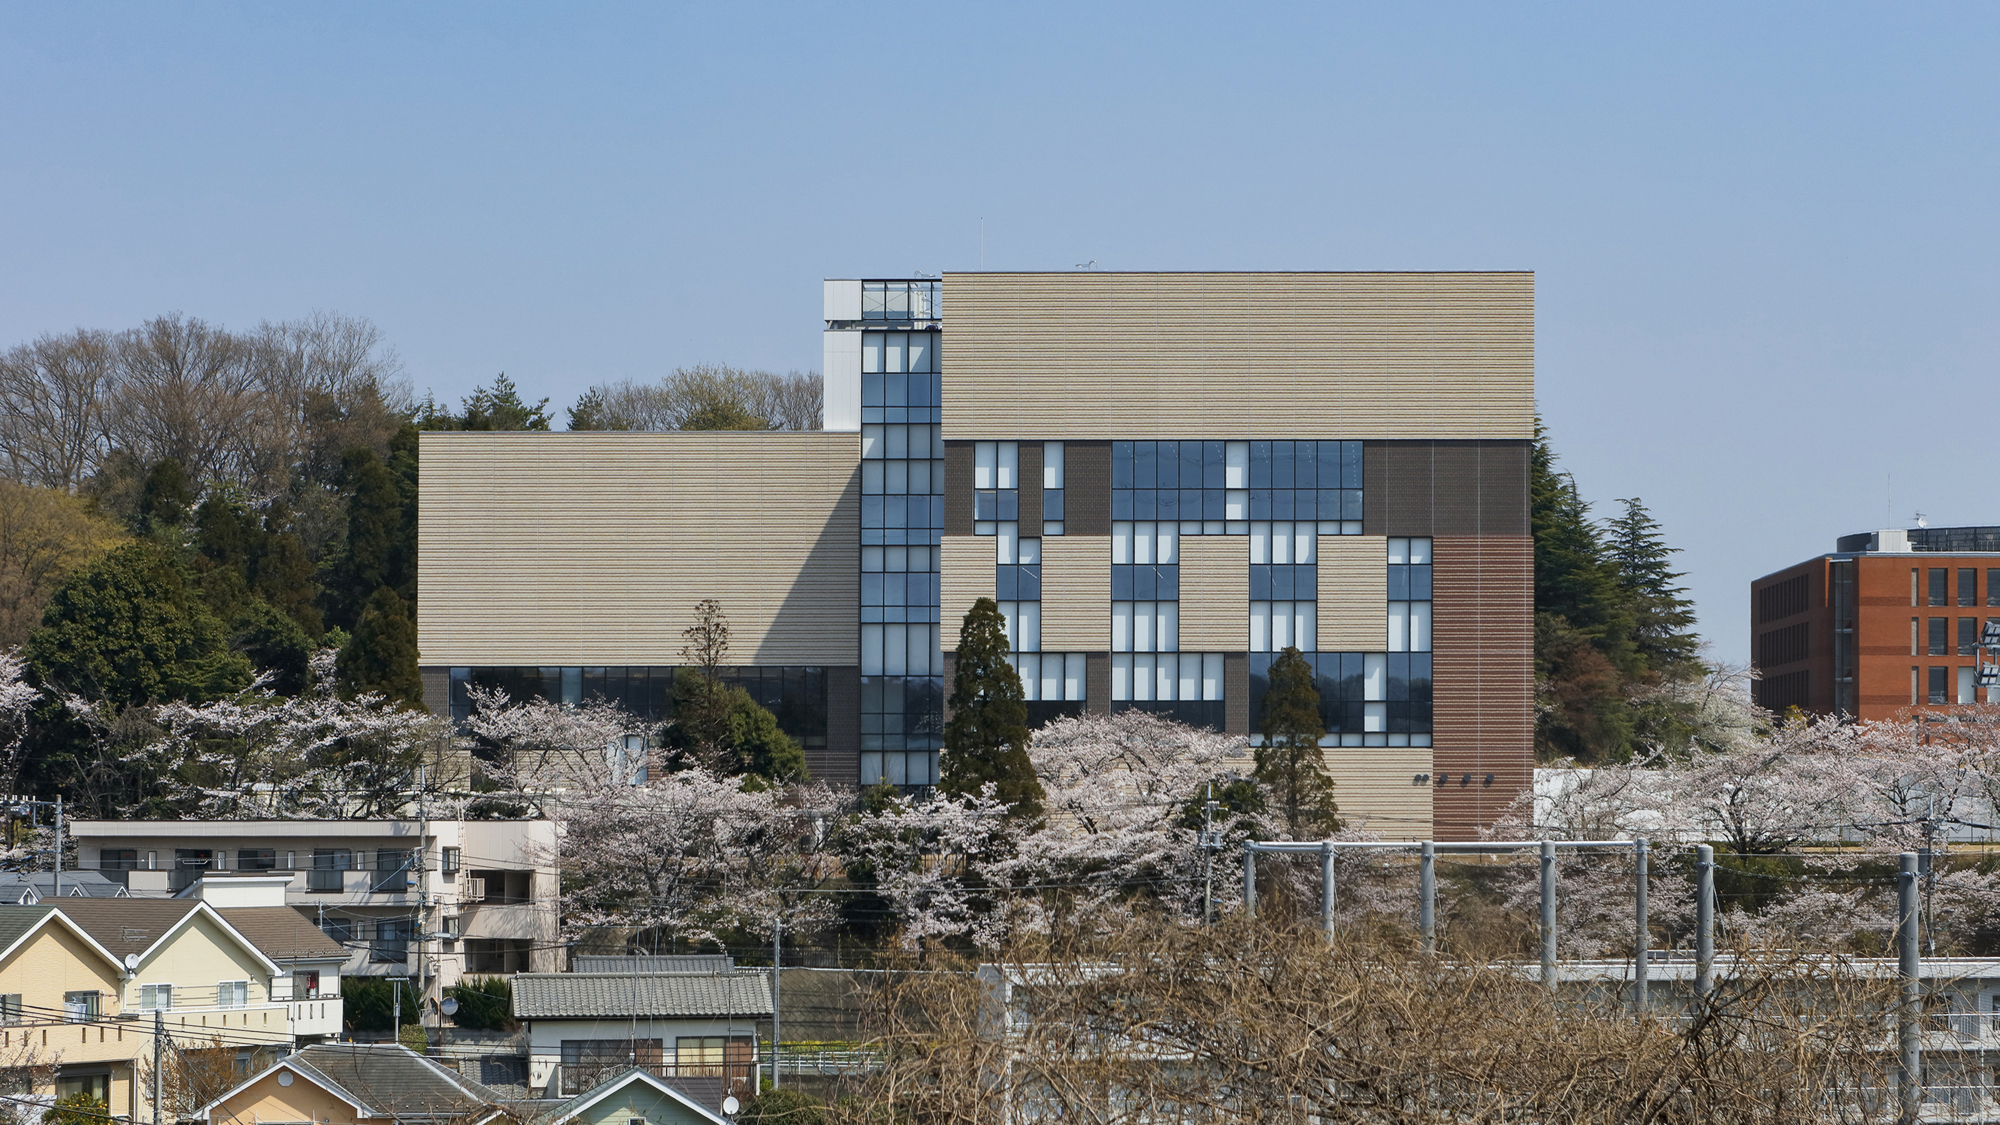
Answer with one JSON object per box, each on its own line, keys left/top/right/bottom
{"left": 52, "top": 795, "right": 60, "bottom": 900}
{"left": 1418, "top": 842, "right": 1435, "bottom": 956}
{"left": 1898, "top": 851, "right": 1921, "bottom": 1125}
{"left": 1200, "top": 784, "right": 1219, "bottom": 926}
{"left": 393, "top": 976, "right": 402, "bottom": 1048}
{"left": 1694, "top": 845, "right": 1714, "bottom": 1001}
{"left": 1634, "top": 838, "right": 1649, "bottom": 1012}
{"left": 770, "top": 917, "right": 782, "bottom": 1091}
{"left": 1539, "top": 840, "right": 1557, "bottom": 990}
{"left": 153, "top": 1010, "right": 163, "bottom": 1125}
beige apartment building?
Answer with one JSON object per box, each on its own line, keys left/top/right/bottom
{"left": 419, "top": 272, "right": 1534, "bottom": 840}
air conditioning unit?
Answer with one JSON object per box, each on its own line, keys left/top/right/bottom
{"left": 464, "top": 877, "right": 486, "bottom": 903}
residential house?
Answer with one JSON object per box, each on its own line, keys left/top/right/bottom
{"left": 0, "top": 872, "right": 128, "bottom": 904}
{"left": 199, "top": 1043, "right": 514, "bottom": 1125}
{"left": 68, "top": 819, "right": 559, "bottom": 999}
{"left": 0, "top": 899, "right": 302, "bottom": 1121}
{"left": 537, "top": 1067, "right": 731, "bottom": 1125}
{"left": 511, "top": 970, "right": 771, "bottom": 1099}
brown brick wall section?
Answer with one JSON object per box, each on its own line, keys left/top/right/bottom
{"left": 944, "top": 442, "right": 975, "bottom": 537}
{"left": 420, "top": 667, "right": 449, "bottom": 718}
{"left": 821, "top": 666, "right": 861, "bottom": 787}
{"left": 1065, "top": 441, "right": 1112, "bottom": 536}
{"left": 1364, "top": 440, "right": 1529, "bottom": 538}
{"left": 1018, "top": 443, "right": 1043, "bottom": 533}
{"left": 1430, "top": 535, "right": 1533, "bottom": 840}
{"left": 1085, "top": 652, "right": 1111, "bottom": 715}
{"left": 1224, "top": 653, "right": 1249, "bottom": 735}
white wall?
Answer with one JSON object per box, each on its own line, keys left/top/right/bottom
{"left": 822, "top": 328, "right": 861, "bottom": 432}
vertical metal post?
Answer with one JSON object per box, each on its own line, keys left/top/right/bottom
{"left": 772, "top": 917, "right": 782, "bottom": 1090}
{"left": 1898, "top": 851, "right": 1921, "bottom": 1125}
{"left": 152, "top": 1009, "right": 163, "bottom": 1125}
{"left": 393, "top": 975, "right": 401, "bottom": 1047}
{"left": 52, "top": 795, "right": 61, "bottom": 901}
{"left": 1634, "top": 839, "right": 1649, "bottom": 1012}
{"left": 1243, "top": 847, "right": 1257, "bottom": 919}
{"left": 1539, "top": 840, "right": 1557, "bottom": 989}
{"left": 1419, "top": 841, "right": 1435, "bottom": 955}
{"left": 1694, "top": 844, "right": 1714, "bottom": 1000}
{"left": 1320, "top": 842, "right": 1335, "bottom": 941}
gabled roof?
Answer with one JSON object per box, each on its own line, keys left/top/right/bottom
{"left": 54, "top": 899, "right": 283, "bottom": 976}
{"left": 201, "top": 1044, "right": 511, "bottom": 1122}
{"left": 511, "top": 972, "right": 772, "bottom": 1020}
{"left": 544, "top": 1067, "right": 731, "bottom": 1125}
{"left": 0, "top": 904, "right": 129, "bottom": 975}
{"left": 214, "top": 907, "right": 347, "bottom": 961}
{"left": 571, "top": 955, "right": 733, "bottom": 974}
{"left": 0, "top": 872, "right": 128, "bottom": 901}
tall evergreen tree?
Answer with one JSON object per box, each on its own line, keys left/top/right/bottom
{"left": 941, "top": 597, "right": 1043, "bottom": 818}
{"left": 1607, "top": 497, "right": 1700, "bottom": 677}
{"left": 336, "top": 587, "right": 423, "bottom": 707}
{"left": 330, "top": 446, "right": 409, "bottom": 630}
{"left": 417, "top": 374, "right": 552, "bottom": 431}
{"left": 1254, "top": 647, "right": 1339, "bottom": 839}
{"left": 136, "top": 458, "right": 194, "bottom": 536}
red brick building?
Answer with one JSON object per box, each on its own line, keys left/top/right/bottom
{"left": 1751, "top": 527, "right": 2000, "bottom": 720}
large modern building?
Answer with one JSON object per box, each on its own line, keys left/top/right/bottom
{"left": 419, "top": 272, "right": 1535, "bottom": 839}
{"left": 1751, "top": 526, "right": 2000, "bottom": 721}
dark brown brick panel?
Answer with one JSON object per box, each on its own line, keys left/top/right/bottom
{"left": 1065, "top": 441, "right": 1112, "bottom": 536}
{"left": 1018, "top": 442, "right": 1043, "bottom": 533}
{"left": 1224, "top": 652, "right": 1249, "bottom": 735}
{"left": 1365, "top": 440, "right": 1530, "bottom": 538}
{"left": 1085, "top": 652, "right": 1111, "bottom": 715}
{"left": 1430, "top": 535, "right": 1534, "bottom": 840}
{"left": 944, "top": 442, "right": 975, "bottom": 536}
{"left": 821, "top": 666, "right": 861, "bottom": 788}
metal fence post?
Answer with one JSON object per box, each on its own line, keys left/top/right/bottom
{"left": 1320, "top": 841, "right": 1336, "bottom": 941}
{"left": 1695, "top": 844, "right": 1714, "bottom": 1000}
{"left": 1634, "top": 838, "right": 1649, "bottom": 1012}
{"left": 1539, "top": 840, "right": 1557, "bottom": 989}
{"left": 1898, "top": 851, "right": 1921, "bottom": 1125}
{"left": 1419, "top": 841, "right": 1436, "bottom": 956}
{"left": 1243, "top": 846, "right": 1257, "bottom": 919}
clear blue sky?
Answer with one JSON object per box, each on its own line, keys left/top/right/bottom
{"left": 3, "top": 3, "right": 1995, "bottom": 665}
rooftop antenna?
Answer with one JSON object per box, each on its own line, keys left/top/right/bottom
{"left": 979, "top": 217, "right": 984, "bottom": 269}
{"left": 1075, "top": 260, "right": 1096, "bottom": 270}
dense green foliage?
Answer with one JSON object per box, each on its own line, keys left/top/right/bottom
{"left": 445, "top": 975, "right": 518, "bottom": 1031}
{"left": 740, "top": 1087, "right": 833, "bottom": 1125}
{"left": 41, "top": 1093, "right": 108, "bottom": 1125}
{"left": 941, "top": 597, "right": 1043, "bottom": 818}
{"left": 1254, "top": 646, "right": 1340, "bottom": 838}
{"left": 1533, "top": 418, "right": 1702, "bottom": 763}
{"left": 342, "top": 974, "right": 423, "bottom": 1032}
{"left": 418, "top": 373, "right": 552, "bottom": 431}
{"left": 25, "top": 540, "right": 253, "bottom": 706}
{"left": 336, "top": 587, "right": 424, "bottom": 707}
{"left": 661, "top": 671, "right": 807, "bottom": 783}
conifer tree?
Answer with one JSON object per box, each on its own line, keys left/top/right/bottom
{"left": 136, "top": 458, "right": 194, "bottom": 536}
{"left": 1254, "top": 646, "right": 1339, "bottom": 839}
{"left": 336, "top": 587, "right": 424, "bottom": 707}
{"left": 1607, "top": 497, "right": 1700, "bottom": 677}
{"left": 330, "top": 446, "right": 408, "bottom": 630}
{"left": 941, "top": 597, "right": 1042, "bottom": 818}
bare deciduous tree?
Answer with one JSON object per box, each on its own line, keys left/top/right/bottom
{"left": 571, "top": 366, "right": 822, "bottom": 432}
{"left": 0, "top": 330, "right": 118, "bottom": 492}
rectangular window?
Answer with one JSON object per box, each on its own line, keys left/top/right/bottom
{"left": 1931, "top": 618, "right": 1949, "bottom": 656}
{"left": 215, "top": 981, "right": 247, "bottom": 1008}
{"left": 1912, "top": 568, "right": 1920, "bottom": 606}
{"left": 62, "top": 991, "right": 98, "bottom": 1022}
{"left": 1962, "top": 568, "right": 1979, "bottom": 607}
{"left": 1929, "top": 666, "right": 1949, "bottom": 704}
{"left": 372, "top": 850, "right": 412, "bottom": 893}
{"left": 1912, "top": 666, "right": 1920, "bottom": 705}
{"left": 371, "top": 921, "right": 409, "bottom": 963}
{"left": 309, "top": 848, "right": 351, "bottom": 893}
{"left": 1961, "top": 618, "right": 1978, "bottom": 657}
{"left": 1912, "top": 618, "right": 1920, "bottom": 656}
{"left": 292, "top": 971, "right": 320, "bottom": 1000}
{"left": 1931, "top": 568, "right": 1949, "bottom": 606}
{"left": 235, "top": 849, "right": 276, "bottom": 871}
{"left": 98, "top": 849, "right": 138, "bottom": 871}
{"left": 1960, "top": 665, "right": 1977, "bottom": 706}
{"left": 320, "top": 918, "right": 355, "bottom": 946}
{"left": 1990, "top": 569, "right": 2000, "bottom": 607}
{"left": 139, "top": 984, "right": 172, "bottom": 1011}
{"left": 0, "top": 996, "right": 18, "bottom": 1025}
{"left": 441, "top": 847, "right": 461, "bottom": 875}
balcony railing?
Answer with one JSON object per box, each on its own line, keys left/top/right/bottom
{"left": 559, "top": 1061, "right": 757, "bottom": 1099}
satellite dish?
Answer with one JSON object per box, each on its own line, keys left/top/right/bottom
{"left": 440, "top": 998, "right": 458, "bottom": 1016}
{"left": 720, "top": 1096, "right": 740, "bottom": 1116}
{"left": 123, "top": 953, "right": 139, "bottom": 972}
